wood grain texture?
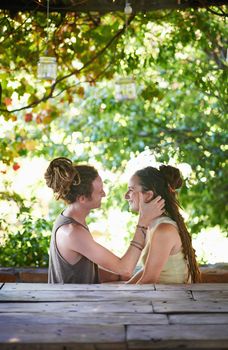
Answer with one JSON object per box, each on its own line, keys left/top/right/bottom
{"left": 0, "top": 283, "right": 227, "bottom": 349}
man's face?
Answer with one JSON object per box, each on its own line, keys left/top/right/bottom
{"left": 89, "top": 176, "right": 106, "bottom": 209}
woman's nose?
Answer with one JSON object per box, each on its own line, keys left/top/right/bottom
{"left": 125, "top": 191, "right": 129, "bottom": 199}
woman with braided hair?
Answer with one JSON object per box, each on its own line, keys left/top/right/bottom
{"left": 125, "top": 165, "right": 201, "bottom": 284}
{"left": 44, "top": 157, "right": 165, "bottom": 284}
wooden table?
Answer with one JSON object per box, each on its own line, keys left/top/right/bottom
{"left": 0, "top": 282, "right": 228, "bottom": 349}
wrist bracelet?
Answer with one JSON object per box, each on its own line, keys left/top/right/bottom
{"left": 130, "top": 242, "right": 143, "bottom": 251}
{"left": 136, "top": 225, "right": 148, "bottom": 239}
{"left": 130, "top": 240, "right": 144, "bottom": 249}
{"left": 137, "top": 224, "right": 148, "bottom": 230}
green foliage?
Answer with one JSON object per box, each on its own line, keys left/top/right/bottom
{"left": 0, "top": 217, "right": 51, "bottom": 267}
{"left": 0, "top": 194, "right": 52, "bottom": 267}
{"left": 0, "top": 7, "right": 227, "bottom": 266}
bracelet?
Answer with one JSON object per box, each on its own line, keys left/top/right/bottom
{"left": 136, "top": 225, "right": 148, "bottom": 239}
{"left": 130, "top": 242, "right": 143, "bottom": 251}
{"left": 136, "top": 224, "right": 148, "bottom": 230}
{"left": 130, "top": 240, "right": 144, "bottom": 249}
{"left": 130, "top": 243, "right": 142, "bottom": 251}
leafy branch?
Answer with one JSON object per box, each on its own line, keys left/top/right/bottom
{"left": 0, "top": 14, "right": 135, "bottom": 114}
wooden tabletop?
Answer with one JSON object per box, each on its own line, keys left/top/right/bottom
{"left": 0, "top": 282, "right": 228, "bottom": 349}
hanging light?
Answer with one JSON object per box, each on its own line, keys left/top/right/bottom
{"left": 115, "top": 1, "right": 137, "bottom": 101}
{"left": 37, "top": 56, "right": 57, "bottom": 80}
{"left": 115, "top": 76, "right": 137, "bottom": 101}
{"left": 124, "top": 2, "right": 132, "bottom": 15}
{"left": 37, "top": 0, "right": 57, "bottom": 80}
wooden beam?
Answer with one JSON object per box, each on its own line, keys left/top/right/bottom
{"left": 0, "top": 0, "right": 227, "bottom": 14}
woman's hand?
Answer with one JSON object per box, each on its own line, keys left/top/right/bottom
{"left": 138, "top": 193, "right": 165, "bottom": 227}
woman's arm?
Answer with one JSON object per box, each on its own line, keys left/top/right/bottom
{"left": 136, "top": 223, "right": 177, "bottom": 284}
{"left": 126, "top": 268, "right": 144, "bottom": 284}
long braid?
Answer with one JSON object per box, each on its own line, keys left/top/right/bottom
{"left": 165, "top": 195, "right": 201, "bottom": 283}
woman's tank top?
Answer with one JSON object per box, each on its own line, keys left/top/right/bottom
{"left": 48, "top": 213, "right": 100, "bottom": 284}
{"left": 140, "top": 216, "right": 191, "bottom": 284}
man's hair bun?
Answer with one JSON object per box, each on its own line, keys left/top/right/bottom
{"left": 44, "top": 157, "right": 80, "bottom": 199}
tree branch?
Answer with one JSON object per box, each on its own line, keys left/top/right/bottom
{"left": 0, "top": 14, "right": 135, "bottom": 114}
{"left": 207, "top": 6, "right": 228, "bottom": 17}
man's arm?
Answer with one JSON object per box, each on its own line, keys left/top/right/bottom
{"left": 98, "top": 268, "right": 130, "bottom": 283}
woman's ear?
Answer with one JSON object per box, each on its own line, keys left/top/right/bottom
{"left": 143, "top": 190, "right": 154, "bottom": 203}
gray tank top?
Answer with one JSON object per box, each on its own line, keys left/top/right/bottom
{"left": 48, "top": 212, "right": 100, "bottom": 284}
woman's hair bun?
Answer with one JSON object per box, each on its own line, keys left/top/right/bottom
{"left": 159, "top": 165, "right": 183, "bottom": 190}
{"left": 44, "top": 157, "right": 80, "bottom": 199}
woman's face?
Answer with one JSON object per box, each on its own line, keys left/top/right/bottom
{"left": 125, "top": 175, "right": 142, "bottom": 212}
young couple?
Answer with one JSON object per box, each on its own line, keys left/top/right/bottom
{"left": 45, "top": 157, "right": 201, "bottom": 284}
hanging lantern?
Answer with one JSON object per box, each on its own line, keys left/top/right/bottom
{"left": 37, "top": 56, "right": 57, "bottom": 80}
{"left": 124, "top": 2, "right": 132, "bottom": 15}
{"left": 114, "top": 2, "right": 136, "bottom": 102}
{"left": 37, "top": 0, "right": 57, "bottom": 81}
{"left": 115, "top": 76, "right": 137, "bottom": 101}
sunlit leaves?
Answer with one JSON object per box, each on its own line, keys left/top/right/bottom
{"left": 0, "top": 6, "right": 227, "bottom": 234}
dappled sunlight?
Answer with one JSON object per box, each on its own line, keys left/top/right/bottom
{"left": 193, "top": 227, "right": 228, "bottom": 264}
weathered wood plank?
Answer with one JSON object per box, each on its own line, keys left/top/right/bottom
{"left": 0, "top": 345, "right": 97, "bottom": 350}
{"left": 0, "top": 345, "right": 127, "bottom": 350}
{"left": 127, "top": 325, "right": 228, "bottom": 346}
{"left": 0, "top": 312, "right": 168, "bottom": 325}
{"left": 155, "top": 283, "right": 228, "bottom": 291}
{"left": 0, "top": 323, "right": 125, "bottom": 343}
{"left": 169, "top": 313, "right": 228, "bottom": 324}
{"left": 153, "top": 300, "right": 228, "bottom": 313}
{"left": 154, "top": 284, "right": 192, "bottom": 291}
{"left": 1, "top": 283, "right": 156, "bottom": 291}
{"left": 128, "top": 340, "right": 228, "bottom": 349}
{"left": 0, "top": 301, "right": 153, "bottom": 313}
{"left": 0, "top": 289, "right": 191, "bottom": 302}
{"left": 189, "top": 283, "right": 228, "bottom": 291}
{"left": 192, "top": 291, "right": 228, "bottom": 301}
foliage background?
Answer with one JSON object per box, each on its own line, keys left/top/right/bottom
{"left": 0, "top": 6, "right": 227, "bottom": 267}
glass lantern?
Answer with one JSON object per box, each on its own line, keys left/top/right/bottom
{"left": 37, "top": 56, "right": 57, "bottom": 80}
{"left": 115, "top": 76, "right": 137, "bottom": 101}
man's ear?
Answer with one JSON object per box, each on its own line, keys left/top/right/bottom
{"left": 78, "top": 195, "right": 86, "bottom": 203}
{"left": 143, "top": 190, "right": 154, "bottom": 203}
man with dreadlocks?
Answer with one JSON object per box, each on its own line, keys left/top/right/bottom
{"left": 125, "top": 165, "right": 201, "bottom": 284}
